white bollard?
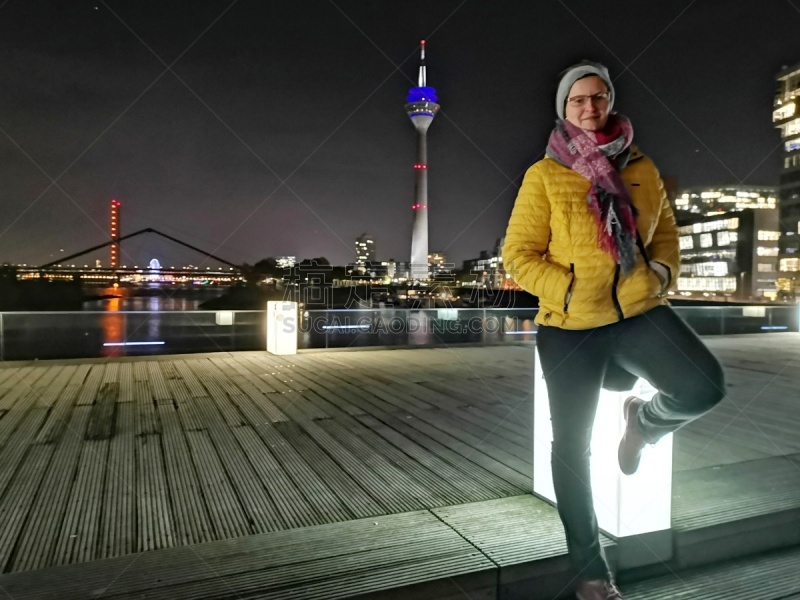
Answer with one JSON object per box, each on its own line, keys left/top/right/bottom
{"left": 532, "top": 346, "right": 673, "bottom": 567}
{"left": 266, "top": 301, "right": 298, "bottom": 355}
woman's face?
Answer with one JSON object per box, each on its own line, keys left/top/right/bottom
{"left": 564, "top": 75, "right": 610, "bottom": 131}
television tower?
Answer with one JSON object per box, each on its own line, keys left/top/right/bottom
{"left": 110, "top": 199, "right": 121, "bottom": 268}
{"left": 405, "top": 40, "right": 439, "bottom": 281}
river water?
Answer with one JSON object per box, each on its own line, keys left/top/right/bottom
{"left": 82, "top": 288, "right": 224, "bottom": 312}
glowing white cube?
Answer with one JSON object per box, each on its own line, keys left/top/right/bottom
{"left": 215, "top": 311, "right": 234, "bottom": 326}
{"left": 266, "top": 301, "right": 298, "bottom": 355}
{"left": 532, "top": 346, "right": 672, "bottom": 540}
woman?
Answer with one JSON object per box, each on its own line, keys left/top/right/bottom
{"left": 503, "top": 61, "right": 725, "bottom": 600}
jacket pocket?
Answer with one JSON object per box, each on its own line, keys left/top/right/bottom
{"left": 645, "top": 266, "right": 664, "bottom": 298}
{"left": 563, "top": 263, "right": 575, "bottom": 314}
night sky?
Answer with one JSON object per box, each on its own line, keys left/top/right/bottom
{"left": 1, "top": 1, "right": 798, "bottom": 269}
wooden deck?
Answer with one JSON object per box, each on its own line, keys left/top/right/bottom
{"left": 0, "top": 334, "right": 798, "bottom": 598}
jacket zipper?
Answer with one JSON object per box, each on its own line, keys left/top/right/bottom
{"left": 563, "top": 263, "right": 575, "bottom": 316}
{"left": 611, "top": 264, "right": 624, "bottom": 321}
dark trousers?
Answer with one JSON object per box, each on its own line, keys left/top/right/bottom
{"left": 535, "top": 305, "right": 725, "bottom": 580}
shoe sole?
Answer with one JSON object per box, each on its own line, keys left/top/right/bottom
{"left": 619, "top": 396, "right": 643, "bottom": 476}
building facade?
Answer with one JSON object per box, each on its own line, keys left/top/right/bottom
{"left": 774, "top": 63, "right": 800, "bottom": 299}
{"left": 354, "top": 234, "right": 375, "bottom": 271}
{"left": 676, "top": 209, "right": 780, "bottom": 300}
{"left": 674, "top": 186, "right": 777, "bottom": 216}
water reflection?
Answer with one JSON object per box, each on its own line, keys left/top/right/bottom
{"left": 100, "top": 297, "right": 125, "bottom": 357}
{"left": 299, "top": 309, "right": 540, "bottom": 349}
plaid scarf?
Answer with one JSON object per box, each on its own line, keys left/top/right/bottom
{"left": 546, "top": 114, "right": 638, "bottom": 275}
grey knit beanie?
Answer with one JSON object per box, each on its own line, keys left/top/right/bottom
{"left": 555, "top": 61, "right": 614, "bottom": 119}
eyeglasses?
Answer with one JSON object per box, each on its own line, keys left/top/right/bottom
{"left": 567, "top": 92, "right": 611, "bottom": 108}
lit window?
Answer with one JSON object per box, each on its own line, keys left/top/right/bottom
{"left": 677, "top": 276, "right": 736, "bottom": 291}
{"left": 773, "top": 103, "right": 796, "bottom": 121}
{"left": 699, "top": 233, "right": 713, "bottom": 248}
{"left": 757, "top": 263, "right": 775, "bottom": 272}
{"left": 679, "top": 236, "right": 694, "bottom": 250}
{"left": 779, "top": 258, "right": 800, "bottom": 271}
{"left": 785, "top": 139, "right": 800, "bottom": 152}
{"left": 717, "top": 231, "right": 731, "bottom": 246}
{"left": 758, "top": 230, "right": 781, "bottom": 241}
{"left": 757, "top": 247, "right": 779, "bottom": 256}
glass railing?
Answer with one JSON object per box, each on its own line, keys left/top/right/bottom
{"left": 0, "top": 310, "right": 266, "bottom": 361}
{"left": 0, "top": 305, "right": 796, "bottom": 361}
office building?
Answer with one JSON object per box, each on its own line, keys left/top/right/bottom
{"left": 354, "top": 234, "right": 375, "bottom": 271}
{"left": 676, "top": 209, "right": 780, "bottom": 300}
{"left": 675, "top": 186, "right": 777, "bottom": 216}
{"left": 774, "top": 63, "right": 800, "bottom": 298}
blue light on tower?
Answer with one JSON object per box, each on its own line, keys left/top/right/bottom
{"left": 405, "top": 40, "right": 439, "bottom": 281}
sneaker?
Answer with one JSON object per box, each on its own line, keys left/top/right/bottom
{"left": 576, "top": 578, "right": 624, "bottom": 600}
{"left": 618, "top": 396, "right": 647, "bottom": 476}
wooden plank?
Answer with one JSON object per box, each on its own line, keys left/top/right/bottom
{"left": 134, "top": 380, "right": 160, "bottom": 436}
{"left": 0, "top": 444, "right": 55, "bottom": 572}
{"left": 317, "top": 417, "right": 463, "bottom": 507}
{"left": 117, "top": 362, "right": 135, "bottom": 403}
{"left": 274, "top": 421, "right": 385, "bottom": 519}
{"left": 101, "top": 362, "right": 119, "bottom": 385}
{"left": 292, "top": 418, "right": 426, "bottom": 513}
{"left": 621, "top": 545, "right": 800, "bottom": 599}
{"left": 404, "top": 381, "right": 533, "bottom": 449}
{"left": 52, "top": 439, "right": 109, "bottom": 566}
{"left": 99, "top": 403, "right": 136, "bottom": 560}
{"left": 192, "top": 395, "right": 282, "bottom": 534}
{"left": 0, "top": 388, "right": 39, "bottom": 446}
{"left": 147, "top": 362, "right": 172, "bottom": 402}
{"left": 253, "top": 422, "right": 354, "bottom": 523}
{"left": 0, "top": 511, "right": 496, "bottom": 600}
{"left": 672, "top": 455, "right": 800, "bottom": 530}
{"left": 196, "top": 379, "right": 248, "bottom": 429}
{"left": 184, "top": 428, "right": 251, "bottom": 541}
{"left": 37, "top": 366, "right": 80, "bottom": 408}
{"left": 136, "top": 434, "right": 174, "bottom": 552}
{"left": 167, "top": 379, "right": 205, "bottom": 432}
{"left": 239, "top": 355, "right": 309, "bottom": 392}
{"left": 210, "top": 355, "right": 283, "bottom": 395}
{"left": 76, "top": 365, "right": 104, "bottom": 406}
{"left": 0, "top": 371, "right": 40, "bottom": 411}
{"left": 0, "top": 408, "right": 49, "bottom": 498}
{"left": 133, "top": 361, "right": 149, "bottom": 382}
{"left": 157, "top": 402, "right": 214, "bottom": 547}
{"left": 356, "top": 414, "right": 500, "bottom": 503}
{"left": 0, "top": 366, "right": 20, "bottom": 389}
{"left": 361, "top": 384, "right": 532, "bottom": 483}
{"left": 35, "top": 383, "right": 81, "bottom": 444}
{"left": 8, "top": 406, "right": 90, "bottom": 572}
{"left": 273, "top": 368, "right": 365, "bottom": 416}
{"left": 301, "top": 366, "right": 524, "bottom": 497}
{"left": 230, "top": 426, "right": 320, "bottom": 529}
{"left": 66, "top": 364, "right": 91, "bottom": 387}
{"left": 172, "top": 359, "right": 209, "bottom": 398}
{"left": 85, "top": 382, "right": 118, "bottom": 441}
{"left": 271, "top": 390, "right": 334, "bottom": 421}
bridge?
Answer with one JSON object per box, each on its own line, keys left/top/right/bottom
{"left": 11, "top": 227, "right": 246, "bottom": 290}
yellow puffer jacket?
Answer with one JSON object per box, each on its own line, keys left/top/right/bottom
{"left": 503, "top": 146, "right": 679, "bottom": 330}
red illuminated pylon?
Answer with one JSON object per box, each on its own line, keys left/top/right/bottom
{"left": 110, "top": 199, "right": 121, "bottom": 268}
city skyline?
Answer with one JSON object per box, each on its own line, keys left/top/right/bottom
{"left": 1, "top": 2, "right": 798, "bottom": 269}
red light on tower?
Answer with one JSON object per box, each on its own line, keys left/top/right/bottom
{"left": 110, "top": 199, "right": 121, "bottom": 268}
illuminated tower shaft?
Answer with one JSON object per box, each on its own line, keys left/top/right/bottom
{"left": 405, "top": 40, "right": 439, "bottom": 280}
{"left": 110, "top": 199, "right": 121, "bottom": 268}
